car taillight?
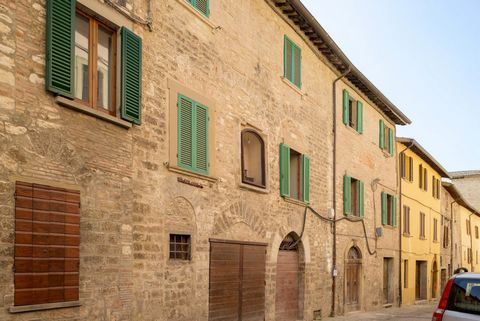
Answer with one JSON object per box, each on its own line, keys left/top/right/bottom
{"left": 432, "top": 278, "right": 455, "bottom": 321}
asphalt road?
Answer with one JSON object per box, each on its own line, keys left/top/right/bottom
{"left": 323, "top": 302, "right": 437, "bottom": 321}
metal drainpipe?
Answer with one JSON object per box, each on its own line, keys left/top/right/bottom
{"left": 398, "top": 142, "right": 414, "bottom": 307}
{"left": 450, "top": 200, "right": 457, "bottom": 274}
{"left": 469, "top": 212, "right": 474, "bottom": 271}
{"left": 331, "top": 67, "right": 350, "bottom": 317}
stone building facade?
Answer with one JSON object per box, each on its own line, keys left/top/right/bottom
{"left": 0, "top": 0, "right": 411, "bottom": 320}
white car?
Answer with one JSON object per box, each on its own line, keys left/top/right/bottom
{"left": 433, "top": 272, "right": 480, "bottom": 321}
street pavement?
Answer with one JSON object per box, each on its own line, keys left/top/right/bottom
{"left": 323, "top": 301, "right": 437, "bottom": 321}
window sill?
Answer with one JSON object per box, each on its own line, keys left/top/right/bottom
{"left": 9, "top": 301, "right": 81, "bottom": 313}
{"left": 167, "top": 164, "right": 218, "bottom": 183}
{"left": 403, "top": 233, "right": 412, "bottom": 237}
{"left": 281, "top": 77, "right": 305, "bottom": 97}
{"left": 239, "top": 182, "right": 269, "bottom": 194}
{"left": 381, "top": 149, "right": 393, "bottom": 158}
{"left": 419, "top": 237, "right": 427, "bottom": 241}
{"left": 382, "top": 224, "right": 396, "bottom": 230}
{"left": 175, "top": 0, "right": 217, "bottom": 30}
{"left": 344, "top": 124, "right": 362, "bottom": 135}
{"left": 56, "top": 96, "right": 132, "bottom": 129}
{"left": 282, "top": 196, "right": 308, "bottom": 207}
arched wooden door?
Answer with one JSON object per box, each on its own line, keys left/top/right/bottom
{"left": 275, "top": 236, "right": 300, "bottom": 321}
{"left": 345, "top": 246, "right": 361, "bottom": 311}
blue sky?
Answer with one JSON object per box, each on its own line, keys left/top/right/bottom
{"left": 301, "top": 0, "right": 479, "bottom": 172}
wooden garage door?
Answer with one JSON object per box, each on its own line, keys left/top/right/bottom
{"left": 209, "top": 240, "right": 266, "bottom": 321}
{"left": 275, "top": 250, "right": 299, "bottom": 321}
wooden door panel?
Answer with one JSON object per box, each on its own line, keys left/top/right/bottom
{"left": 242, "top": 245, "right": 266, "bottom": 321}
{"left": 275, "top": 250, "right": 299, "bottom": 321}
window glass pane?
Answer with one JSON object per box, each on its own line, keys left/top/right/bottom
{"left": 447, "top": 278, "right": 480, "bottom": 315}
{"left": 242, "top": 131, "right": 265, "bottom": 187}
{"left": 75, "top": 14, "right": 89, "bottom": 102}
{"left": 97, "top": 25, "right": 113, "bottom": 110}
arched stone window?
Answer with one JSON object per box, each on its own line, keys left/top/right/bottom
{"left": 241, "top": 129, "right": 266, "bottom": 188}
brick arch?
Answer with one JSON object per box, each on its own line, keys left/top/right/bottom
{"left": 213, "top": 200, "right": 268, "bottom": 239}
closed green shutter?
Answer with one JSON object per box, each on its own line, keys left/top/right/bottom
{"left": 379, "top": 120, "right": 385, "bottom": 149}
{"left": 284, "top": 36, "right": 301, "bottom": 88}
{"left": 381, "top": 192, "right": 387, "bottom": 225}
{"left": 343, "top": 89, "right": 349, "bottom": 125}
{"left": 189, "top": 0, "right": 209, "bottom": 17}
{"left": 177, "top": 94, "right": 209, "bottom": 175}
{"left": 178, "top": 95, "right": 194, "bottom": 170}
{"left": 343, "top": 175, "right": 351, "bottom": 216}
{"left": 356, "top": 101, "right": 363, "bottom": 133}
{"left": 388, "top": 128, "right": 394, "bottom": 156}
{"left": 392, "top": 196, "right": 397, "bottom": 227}
{"left": 302, "top": 155, "right": 310, "bottom": 203}
{"left": 121, "top": 27, "right": 142, "bottom": 124}
{"left": 46, "top": 0, "right": 75, "bottom": 98}
{"left": 279, "top": 143, "right": 290, "bottom": 197}
{"left": 359, "top": 180, "right": 365, "bottom": 218}
{"left": 195, "top": 103, "right": 209, "bottom": 174}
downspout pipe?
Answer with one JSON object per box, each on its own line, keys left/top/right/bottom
{"left": 450, "top": 200, "right": 457, "bottom": 273}
{"left": 469, "top": 212, "right": 474, "bottom": 272}
{"left": 398, "top": 141, "right": 414, "bottom": 306}
{"left": 331, "top": 67, "right": 350, "bottom": 317}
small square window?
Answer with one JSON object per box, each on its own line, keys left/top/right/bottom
{"left": 169, "top": 234, "right": 191, "bottom": 260}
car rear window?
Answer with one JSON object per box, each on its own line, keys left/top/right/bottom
{"left": 446, "top": 277, "right": 480, "bottom": 315}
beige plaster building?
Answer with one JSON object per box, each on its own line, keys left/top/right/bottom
{"left": 0, "top": 0, "right": 410, "bottom": 320}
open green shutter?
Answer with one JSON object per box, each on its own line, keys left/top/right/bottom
{"left": 284, "top": 36, "right": 293, "bottom": 82}
{"left": 280, "top": 144, "right": 290, "bottom": 197}
{"left": 121, "top": 27, "right": 142, "bottom": 124}
{"left": 302, "top": 155, "right": 310, "bottom": 203}
{"left": 356, "top": 101, "right": 363, "bottom": 133}
{"left": 195, "top": 103, "right": 209, "bottom": 175}
{"left": 343, "top": 89, "right": 349, "bottom": 125}
{"left": 381, "top": 192, "right": 387, "bottom": 225}
{"left": 293, "top": 44, "right": 301, "bottom": 88}
{"left": 359, "top": 180, "right": 365, "bottom": 218}
{"left": 388, "top": 128, "right": 394, "bottom": 156}
{"left": 178, "top": 95, "right": 194, "bottom": 170}
{"left": 46, "top": 0, "right": 75, "bottom": 98}
{"left": 379, "top": 120, "right": 385, "bottom": 149}
{"left": 392, "top": 196, "right": 397, "bottom": 227}
{"left": 343, "top": 175, "right": 351, "bottom": 215}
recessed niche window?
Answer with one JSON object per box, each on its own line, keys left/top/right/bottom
{"left": 241, "top": 129, "right": 266, "bottom": 188}
{"left": 343, "top": 175, "right": 365, "bottom": 217}
{"left": 279, "top": 143, "right": 310, "bottom": 203}
{"left": 169, "top": 234, "right": 191, "bottom": 260}
{"left": 381, "top": 192, "right": 397, "bottom": 227}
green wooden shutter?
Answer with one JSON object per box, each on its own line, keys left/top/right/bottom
{"left": 120, "top": 27, "right": 142, "bottom": 124}
{"left": 293, "top": 44, "right": 302, "bottom": 88}
{"left": 392, "top": 196, "right": 397, "bottom": 227}
{"left": 343, "top": 175, "right": 351, "bottom": 216}
{"left": 388, "top": 128, "right": 394, "bottom": 156}
{"left": 381, "top": 192, "right": 387, "bottom": 225}
{"left": 379, "top": 120, "right": 385, "bottom": 149}
{"left": 284, "top": 36, "right": 293, "bottom": 82}
{"left": 359, "top": 180, "right": 365, "bottom": 218}
{"left": 302, "top": 155, "right": 310, "bottom": 203}
{"left": 193, "top": 0, "right": 209, "bottom": 17}
{"left": 178, "top": 95, "right": 194, "bottom": 170}
{"left": 356, "top": 101, "right": 363, "bottom": 133}
{"left": 343, "top": 89, "right": 349, "bottom": 125}
{"left": 46, "top": 0, "right": 75, "bottom": 98}
{"left": 279, "top": 143, "right": 290, "bottom": 197}
{"left": 195, "top": 103, "right": 209, "bottom": 175}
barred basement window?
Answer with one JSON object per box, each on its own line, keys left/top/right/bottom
{"left": 169, "top": 234, "right": 191, "bottom": 260}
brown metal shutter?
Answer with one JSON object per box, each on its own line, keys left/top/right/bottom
{"left": 209, "top": 240, "right": 266, "bottom": 321}
{"left": 14, "top": 181, "right": 80, "bottom": 306}
{"left": 275, "top": 250, "right": 299, "bottom": 321}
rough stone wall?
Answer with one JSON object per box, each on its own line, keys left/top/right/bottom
{"left": 0, "top": 0, "right": 136, "bottom": 320}
{"left": 0, "top": 0, "right": 408, "bottom": 319}
{"left": 334, "top": 84, "right": 400, "bottom": 313}
{"left": 453, "top": 175, "right": 480, "bottom": 212}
